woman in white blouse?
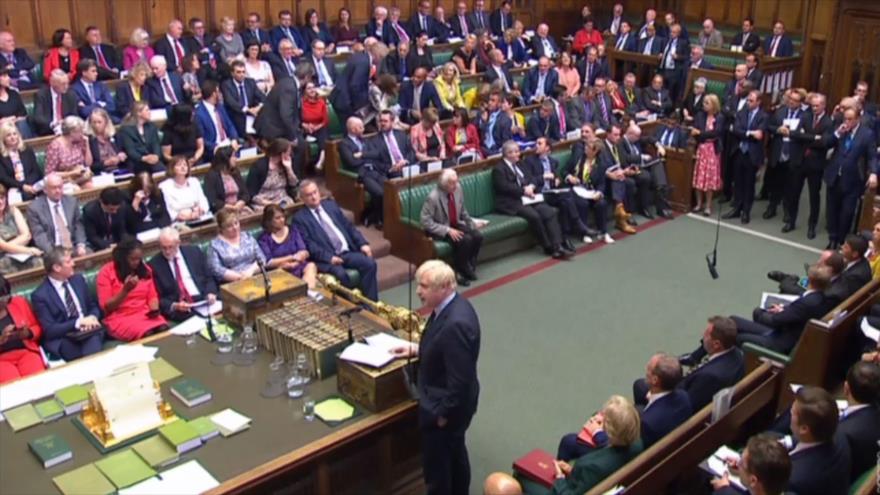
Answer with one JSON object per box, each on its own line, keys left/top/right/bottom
{"left": 158, "top": 155, "right": 210, "bottom": 223}
{"left": 244, "top": 42, "right": 274, "bottom": 94}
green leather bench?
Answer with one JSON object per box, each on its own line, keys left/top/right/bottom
{"left": 705, "top": 54, "right": 738, "bottom": 69}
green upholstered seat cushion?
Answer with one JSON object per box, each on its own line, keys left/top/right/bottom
{"left": 705, "top": 80, "right": 727, "bottom": 100}
{"left": 433, "top": 212, "right": 529, "bottom": 258}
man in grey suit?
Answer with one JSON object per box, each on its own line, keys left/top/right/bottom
{"left": 420, "top": 169, "right": 483, "bottom": 286}
{"left": 26, "top": 173, "right": 87, "bottom": 256}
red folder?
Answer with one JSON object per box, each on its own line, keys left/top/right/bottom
{"left": 512, "top": 448, "right": 556, "bottom": 488}
{"left": 576, "top": 426, "right": 598, "bottom": 447}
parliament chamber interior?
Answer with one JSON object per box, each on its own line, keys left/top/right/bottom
{"left": 0, "top": 0, "right": 878, "bottom": 493}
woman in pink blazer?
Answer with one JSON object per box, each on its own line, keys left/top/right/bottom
{"left": 123, "top": 28, "right": 155, "bottom": 70}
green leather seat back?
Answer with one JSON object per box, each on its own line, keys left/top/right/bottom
{"left": 26, "top": 102, "right": 34, "bottom": 117}
{"left": 434, "top": 50, "right": 454, "bottom": 66}
{"left": 706, "top": 80, "right": 727, "bottom": 100}
{"left": 35, "top": 150, "right": 46, "bottom": 173}
{"left": 705, "top": 55, "right": 737, "bottom": 69}
{"left": 328, "top": 106, "right": 343, "bottom": 138}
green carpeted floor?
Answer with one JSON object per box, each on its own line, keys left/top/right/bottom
{"left": 379, "top": 215, "right": 821, "bottom": 494}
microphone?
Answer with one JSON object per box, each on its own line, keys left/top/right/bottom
{"left": 337, "top": 306, "right": 363, "bottom": 343}
{"left": 255, "top": 255, "right": 271, "bottom": 302}
{"left": 205, "top": 313, "right": 217, "bottom": 341}
{"left": 706, "top": 204, "right": 722, "bottom": 280}
{"left": 706, "top": 253, "right": 718, "bottom": 279}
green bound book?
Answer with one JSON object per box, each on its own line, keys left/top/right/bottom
{"left": 52, "top": 463, "right": 115, "bottom": 495}
{"left": 169, "top": 378, "right": 212, "bottom": 407}
{"left": 35, "top": 398, "right": 65, "bottom": 423}
{"left": 158, "top": 420, "right": 202, "bottom": 453}
{"left": 94, "top": 449, "right": 156, "bottom": 489}
{"left": 55, "top": 384, "right": 89, "bottom": 414}
{"left": 29, "top": 433, "right": 73, "bottom": 468}
{"left": 132, "top": 436, "right": 179, "bottom": 468}
{"left": 148, "top": 357, "right": 182, "bottom": 384}
{"left": 188, "top": 416, "right": 220, "bottom": 441}
{"left": 4, "top": 403, "right": 41, "bottom": 432}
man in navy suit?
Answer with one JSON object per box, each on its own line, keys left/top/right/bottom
{"left": 221, "top": 60, "right": 265, "bottom": 137}
{"left": 732, "top": 265, "right": 834, "bottom": 354}
{"left": 524, "top": 137, "right": 588, "bottom": 240}
{"left": 613, "top": 21, "right": 638, "bottom": 52}
{"left": 152, "top": 19, "right": 189, "bottom": 72}
{"left": 825, "top": 107, "right": 878, "bottom": 248}
{"left": 688, "top": 45, "right": 714, "bottom": 71}
{"left": 391, "top": 260, "right": 480, "bottom": 495}
{"left": 731, "top": 17, "right": 761, "bottom": 53}
{"left": 483, "top": 49, "right": 518, "bottom": 97}
{"left": 367, "top": 7, "right": 396, "bottom": 46}
{"left": 634, "top": 353, "right": 692, "bottom": 448}
{"left": 30, "top": 248, "right": 105, "bottom": 361}
{"left": 768, "top": 90, "right": 811, "bottom": 229}
{"left": 577, "top": 48, "right": 607, "bottom": 90}
{"left": 364, "top": 111, "right": 415, "bottom": 226}
{"left": 723, "top": 90, "right": 767, "bottom": 223}
{"left": 293, "top": 180, "right": 378, "bottom": 301}
{"left": 640, "top": 74, "right": 673, "bottom": 117}
{"left": 785, "top": 386, "right": 852, "bottom": 495}
{"left": 409, "top": 0, "right": 447, "bottom": 42}
{"left": 637, "top": 24, "right": 665, "bottom": 55}
{"left": 763, "top": 21, "right": 795, "bottom": 58}
{"left": 399, "top": 68, "right": 444, "bottom": 125}
{"left": 146, "top": 55, "right": 186, "bottom": 110}
{"left": 658, "top": 24, "right": 690, "bottom": 103}
{"left": 304, "top": 40, "right": 338, "bottom": 89}
{"left": 149, "top": 228, "right": 218, "bottom": 322}
{"left": 330, "top": 45, "right": 382, "bottom": 123}
{"left": 469, "top": 0, "right": 490, "bottom": 32}
{"left": 450, "top": 1, "right": 474, "bottom": 38}
{"left": 340, "top": 117, "right": 385, "bottom": 227}
{"left": 522, "top": 57, "right": 559, "bottom": 104}
{"left": 82, "top": 187, "right": 130, "bottom": 251}
{"left": 531, "top": 24, "right": 559, "bottom": 60}
{"left": 72, "top": 60, "right": 116, "bottom": 120}
{"left": 241, "top": 12, "right": 272, "bottom": 53}
{"left": 651, "top": 118, "right": 688, "bottom": 150}
{"left": 710, "top": 434, "right": 792, "bottom": 494}
{"left": 269, "top": 10, "right": 305, "bottom": 56}
{"left": 0, "top": 31, "right": 39, "bottom": 90}
{"left": 194, "top": 80, "right": 239, "bottom": 159}
{"left": 838, "top": 362, "right": 880, "bottom": 479}
{"left": 478, "top": 92, "right": 513, "bottom": 156}
{"left": 79, "top": 27, "right": 121, "bottom": 81}
{"left": 526, "top": 103, "right": 562, "bottom": 142}
{"left": 489, "top": 1, "right": 514, "bottom": 37}
{"left": 267, "top": 39, "right": 302, "bottom": 82}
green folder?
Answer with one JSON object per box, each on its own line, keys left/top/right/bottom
{"left": 4, "top": 403, "right": 41, "bottom": 432}
{"left": 188, "top": 416, "right": 219, "bottom": 441}
{"left": 132, "top": 436, "right": 179, "bottom": 468}
{"left": 34, "top": 398, "right": 65, "bottom": 422}
{"left": 55, "top": 384, "right": 89, "bottom": 410}
{"left": 148, "top": 358, "right": 182, "bottom": 384}
{"left": 94, "top": 449, "right": 156, "bottom": 489}
{"left": 52, "top": 463, "right": 115, "bottom": 495}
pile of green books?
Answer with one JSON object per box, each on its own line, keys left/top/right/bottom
{"left": 28, "top": 434, "right": 73, "bottom": 468}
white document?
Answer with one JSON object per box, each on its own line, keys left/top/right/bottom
{"left": 120, "top": 460, "right": 219, "bottom": 495}
{"left": 572, "top": 186, "right": 601, "bottom": 200}
{"left": 566, "top": 129, "right": 582, "bottom": 141}
{"left": 401, "top": 164, "right": 421, "bottom": 179}
{"left": 836, "top": 399, "right": 848, "bottom": 412}
{"left": 521, "top": 194, "right": 545, "bottom": 205}
{"left": 149, "top": 109, "right": 167, "bottom": 122}
{"left": 790, "top": 383, "right": 804, "bottom": 394}
{"left": 193, "top": 301, "right": 223, "bottom": 318}
{"left": 447, "top": 37, "right": 463, "bottom": 43}
{"left": 336, "top": 46, "right": 350, "bottom": 54}
{"left": 210, "top": 408, "right": 251, "bottom": 434}
{"left": 364, "top": 332, "right": 412, "bottom": 354}
{"left": 760, "top": 292, "right": 798, "bottom": 310}
{"left": 239, "top": 146, "right": 259, "bottom": 159}
{"left": 169, "top": 315, "right": 207, "bottom": 336}
{"left": 136, "top": 228, "right": 161, "bottom": 243}
{"left": 7, "top": 188, "right": 22, "bottom": 205}
{"left": 705, "top": 446, "right": 746, "bottom": 490}
{"left": 527, "top": 59, "right": 539, "bottom": 67}
{"left": 245, "top": 115, "right": 256, "bottom": 135}
{"left": 426, "top": 161, "right": 443, "bottom": 173}
{"left": 472, "top": 218, "right": 490, "bottom": 228}
{"left": 306, "top": 135, "right": 317, "bottom": 143}
{"left": 784, "top": 118, "right": 800, "bottom": 131}
{"left": 339, "top": 342, "right": 394, "bottom": 368}
{"left": 94, "top": 362, "right": 163, "bottom": 440}
{"left": 860, "top": 317, "right": 880, "bottom": 342}
{"left": 92, "top": 174, "right": 116, "bottom": 188}
{"left": 6, "top": 252, "right": 33, "bottom": 263}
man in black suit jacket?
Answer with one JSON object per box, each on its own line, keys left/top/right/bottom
{"left": 0, "top": 31, "right": 39, "bottom": 90}
{"left": 149, "top": 227, "right": 218, "bottom": 322}
{"left": 838, "top": 362, "right": 880, "bottom": 480}
{"left": 221, "top": 60, "right": 265, "bottom": 137}
{"left": 241, "top": 12, "right": 272, "bottom": 53}
{"left": 650, "top": 119, "right": 689, "bottom": 150}
{"left": 745, "top": 53, "right": 763, "bottom": 89}
{"left": 145, "top": 56, "right": 186, "bottom": 110}
{"left": 838, "top": 234, "right": 873, "bottom": 299}
{"left": 785, "top": 386, "right": 852, "bottom": 495}
{"left": 31, "top": 70, "right": 79, "bottom": 136}
{"left": 391, "top": 260, "right": 481, "bottom": 495}
{"left": 723, "top": 90, "right": 767, "bottom": 223}
{"left": 640, "top": 74, "right": 673, "bottom": 117}
{"left": 733, "top": 265, "right": 834, "bottom": 354}
{"left": 768, "top": 90, "right": 812, "bottom": 229}
{"left": 153, "top": 19, "right": 189, "bottom": 72}
{"left": 489, "top": 1, "right": 514, "bottom": 37}
{"left": 524, "top": 137, "right": 589, "bottom": 241}
{"left": 253, "top": 76, "right": 307, "bottom": 177}
{"left": 82, "top": 188, "right": 130, "bottom": 251}
{"left": 525, "top": 103, "right": 562, "bottom": 142}
{"left": 620, "top": 124, "right": 672, "bottom": 219}
{"left": 577, "top": 47, "right": 609, "bottom": 89}
{"left": 634, "top": 353, "right": 693, "bottom": 448}
{"left": 409, "top": 0, "right": 447, "bottom": 42}
{"left": 79, "top": 27, "right": 121, "bottom": 81}
{"left": 658, "top": 24, "right": 689, "bottom": 103}
{"left": 399, "top": 68, "right": 444, "bottom": 125}
{"left": 592, "top": 77, "right": 618, "bottom": 131}
{"left": 293, "top": 181, "right": 378, "bottom": 301}
{"left": 184, "top": 18, "right": 216, "bottom": 70}
{"left": 450, "top": 2, "right": 474, "bottom": 38}
{"left": 531, "top": 24, "right": 560, "bottom": 60}
{"left": 478, "top": 92, "right": 513, "bottom": 156}
{"left": 339, "top": 118, "right": 384, "bottom": 225}
{"left": 493, "top": 141, "right": 571, "bottom": 259}
{"left": 266, "top": 39, "right": 301, "bottom": 82}
{"left": 330, "top": 46, "right": 381, "bottom": 123}
{"left": 731, "top": 18, "right": 761, "bottom": 53}
{"left": 637, "top": 24, "right": 665, "bottom": 56}
{"left": 469, "top": 0, "right": 490, "bottom": 32}
{"left": 304, "top": 40, "right": 338, "bottom": 89}
{"left": 362, "top": 111, "right": 414, "bottom": 226}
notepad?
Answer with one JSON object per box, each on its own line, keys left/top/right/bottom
{"left": 704, "top": 445, "right": 746, "bottom": 491}
{"left": 760, "top": 292, "right": 798, "bottom": 310}
{"left": 210, "top": 408, "right": 252, "bottom": 437}
{"left": 120, "top": 460, "right": 219, "bottom": 495}
{"left": 339, "top": 342, "right": 394, "bottom": 368}
{"left": 363, "top": 332, "right": 413, "bottom": 354}
{"left": 4, "top": 403, "right": 41, "bottom": 432}
{"left": 94, "top": 449, "right": 157, "bottom": 489}
{"left": 53, "top": 463, "right": 116, "bottom": 495}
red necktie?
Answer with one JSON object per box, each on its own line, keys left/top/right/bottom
{"left": 174, "top": 39, "right": 185, "bottom": 65}
{"left": 448, "top": 193, "right": 458, "bottom": 228}
{"left": 558, "top": 104, "right": 566, "bottom": 133}
{"left": 173, "top": 257, "right": 193, "bottom": 303}
{"left": 95, "top": 46, "right": 109, "bottom": 69}
{"left": 214, "top": 108, "right": 227, "bottom": 141}
{"left": 162, "top": 77, "right": 178, "bottom": 104}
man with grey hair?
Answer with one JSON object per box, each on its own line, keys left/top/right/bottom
{"left": 698, "top": 18, "right": 723, "bottom": 48}
{"left": 683, "top": 76, "right": 707, "bottom": 123}
{"left": 421, "top": 169, "right": 484, "bottom": 285}
{"left": 0, "top": 31, "right": 38, "bottom": 90}
{"left": 31, "top": 69, "right": 78, "bottom": 136}
{"left": 633, "top": 352, "right": 692, "bottom": 448}
{"left": 153, "top": 19, "right": 189, "bottom": 72}
{"left": 492, "top": 140, "right": 571, "bottom": 259}
{"left": 27, "top": 173, "right": 87, "bottom": 256}
{"left": 149, "top": 227, "right": 218, "bottom": 321}
{"left": 146, "top": 54, "right": 185, "bottom": 109}
{"left": 391, "top": 259, "right": 481, "bottom": 495}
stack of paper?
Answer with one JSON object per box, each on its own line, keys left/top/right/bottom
{"left": 94, "top": 450, "right": 157, "bottom": 489}
{"left": 210, "top": 408, "right": 252, "bottom": 437}
{"left": 53, "top": 464, "right": 116, "bottom": 495}
{"left": 118, "top": 460, "right": 219, "bottom": 495}
{"left": 339, "top": 342, "right": 394, "bottom": 368}
{"left": 363, "top": 333, "right": 413, "bottom": 354}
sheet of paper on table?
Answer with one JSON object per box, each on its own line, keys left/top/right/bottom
{"left": 118, "top": 460, "right": 219, "bottom": 495}
{"left": 339, "top": 342, "right": 394, "bottom": 368}
{"left": 93, "top": 362, "right": 163, "bottom": 440}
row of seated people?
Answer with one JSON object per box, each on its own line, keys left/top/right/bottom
{"left": 0, "top": 178, "right": 379, "bottom": 383}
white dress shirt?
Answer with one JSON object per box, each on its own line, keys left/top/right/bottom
{"left": 311, "top": 206, "right": 350, "bottom": 253}
{"left": 166, "top": 252, "right": 201, "bottom": 297}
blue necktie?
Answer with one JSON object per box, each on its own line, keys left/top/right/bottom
{"left": 238, "top": 83, "right": 247, "bottom": 108}
{"left": 486, "top": 112, "right": 498, "bottom": 149}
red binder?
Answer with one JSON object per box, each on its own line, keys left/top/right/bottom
{"left": 512, "top": 448, "right": 557, "bottom": 488}
{"left": 576, "top": 426, "right": 598, "bottom": 447}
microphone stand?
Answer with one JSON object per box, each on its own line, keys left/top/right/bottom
{"left": 706, "top": 205, "right": 722, "bottom": 279}
{"left": 256, "top": 256, "right": 271, "bottom": 303}
{"left": 337, "top": 306, "right": 364, "bottom": 343}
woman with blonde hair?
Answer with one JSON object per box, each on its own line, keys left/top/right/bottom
{"left": 0, "top": 123, "right": 42, "bottom": 201}
{"left": 691, "top": 94, "right": 725, "bottom": 216}
{"left": 434, "top": 63, "right": 465, "bottom": 116}
{"left": 123, "top": 28, "right": 154, "bottom": 70}
{"left": 114, "top": 61, "right": 150, "bottom": 119}
{"left": 87, "top": 108, "right": 127, "bottom": 174}
{"left": 410, "top": 108, "right": 446, "bottom": 164}
{"left": 215, "top": 17, "right": 245, "bottom": 62}
{"left": 0, "top": 183, "right": 42, "bottom": 271}
{"left": 44, "top": 116, "right": 93, "bottom": 190}
{"left": 555, "top": 52, "right": 581, "bottom": 98}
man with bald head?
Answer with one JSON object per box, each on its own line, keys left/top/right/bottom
{"left": 698, "top": 18, "right": 724, "bottom": 48}
{"left": 27, "top": 173, "right": 87, "bottom": 257}
{"left": 149, "top": 227, "right": 218, "bottom": 321}
{"left": 522, "top": 57, "right": 558, "bottom": 103}
{"left": 146, "top": 55, "right": 186, "bottom": 110}
{"left": 633, "top": 353, "right": 692, "bottom": 448}
{"left": 0, "top": 31, "right": 37, "bottom": 90}
{"left": 31, "top": 69, "right": 79, "bottom": 136}
{"left": 531, "top": 23, "right": 559, "bottom": 60}
{"left": 153, "top": 19, "right": 189, "bottom": 72}
{"left": 484, "top": 472, "right": 522, "bottom": 495}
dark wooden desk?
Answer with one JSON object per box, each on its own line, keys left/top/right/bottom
{"left": 0, "top": 320, "right": 422, "bottom": 495}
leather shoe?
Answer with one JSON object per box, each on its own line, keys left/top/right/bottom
{"left": 627, "top": 217, "right": 638, "bottom": 226}
{"left": 561, "top": 239, "right": 576, "bottom": 253}
{"left": 639, "top": 209, "right": 655, "bottom": 220}
{"left": 741, "top": 212, "right": 750, "bottom": 224}
{"left": 807, "top": 225, "right": 816, "bottom": 239}
{"left": 762, "top": 206, "right": 777, "bottom": 220}
{"left": 551, "top": 249, "right": 569, "bottom": 260}
{"left": 464, "top": 269, "right": 478, "bottom": 281}
{"left": 456, "top": 275, "right": 471, "bottom": 287}
{"left": 658, "top": 209, "right": 674, "bottom": 219}
{"left": 781, "top": 223, "right": 795, "bottom": 233}
{"left": 722, "top": 209, "right": 741, "bottom": 219}
{"left": 767, "top": 270, "right": 787, "bottom": 282}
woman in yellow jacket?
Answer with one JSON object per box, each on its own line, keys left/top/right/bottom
{"left": 433, "top": 62, "right": 466, "bottom": 118}
{"left": 869, "top": 222, "right": 880, "bottom": 279}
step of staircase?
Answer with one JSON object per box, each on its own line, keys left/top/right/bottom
{"left": 356, "top": 225, "right": 392, "bottom": 259}
{"left": 376, "top": 255, "right": 415, "bottom": 292}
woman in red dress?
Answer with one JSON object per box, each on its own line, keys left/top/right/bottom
{"left": 0, "top": 274, "right": 45, "bottom": 383}
{"left": 96, "top": 238, "right": 167, "bottom": 341}
{"left": 691, "top": 94, "right": 725, "bottom": 216}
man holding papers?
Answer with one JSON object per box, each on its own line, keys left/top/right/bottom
{"left": 391, "top": 260, "right": 481, "bottom": 495}
{"left": 710, "top": 434, "right": 792, "bottom": 495}
{"left": 149, "top": 227, "right": 218, "bottom": 322}
{"left": 492, "top": 141, "right": 572, "bottom": 260}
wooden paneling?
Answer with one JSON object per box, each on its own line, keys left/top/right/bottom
{"left": 212, "top": 0, "right": 239, "bottom": 24}
{"left": 0, "top": 0, "right": 40, "bottom": 48}
{"left": 73, "top": 0, "right": 109, "bottom": 38}
{"left": 35, "top": 0, "right": 75, "bottom": 42}
{"left": 148, "top": 0, "right": 179, "bottom": 36}
{"left": 181, "top": 0, "right": 209, "bottom": 25}
{"left": 112, "top": 0, "right": 148, "bottom": 48}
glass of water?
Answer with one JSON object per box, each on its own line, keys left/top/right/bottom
{"left": 303, "top": 395, "right": 316, "bottom": 421}
{"left": 216, "top": 332, "right": 233, "bottom": 353}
